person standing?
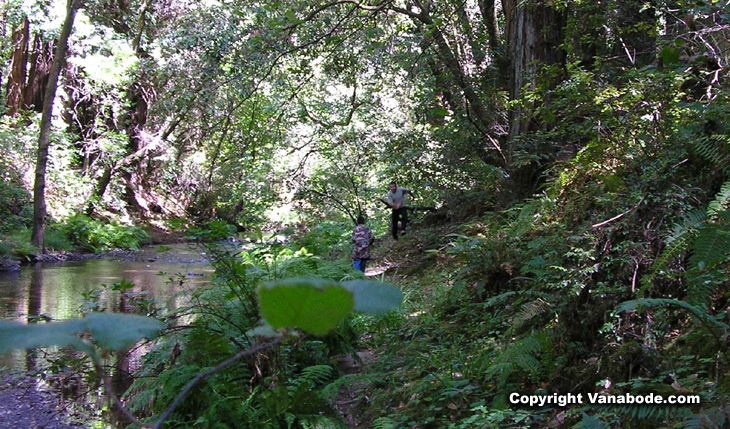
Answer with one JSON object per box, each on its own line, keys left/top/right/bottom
{"left": 386, "top": 181, "right": 413, "bottom": 240}
{"left": 352, "top": 215, "right": 375, "bottom": 272}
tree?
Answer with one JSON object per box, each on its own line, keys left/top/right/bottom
{"left": 4, "top": 15, "right": 28, "bottom": 117}
{"left": 31, "top": 0, "right": 81, "bottom": 250}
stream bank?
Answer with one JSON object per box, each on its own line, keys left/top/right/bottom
{"left": 0, "top": 373, "right": 84, "bottom": 429}
{"left": 0, "top": 238, "right": 213, "bottom": 428}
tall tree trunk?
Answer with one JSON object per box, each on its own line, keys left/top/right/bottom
{"left": 24, "top": 35, "right": 55, "bottom": 113}
{"left": 31, "top": 0, "right": 81, "bottom": 251}
{"left": 5, "top": 16, "right": 29, "bottom": 117}
{"left": 116, "top": 0, "right": 154, "bottom": 215}
{"left": 501, "top": 0, "right": 566, "bottom": 201}
{"left": 503, "top": 0, "right": 565, "bottom": 141}
{"left": 479, "top": 0, "right": 500, "bottom": 53}
{"left": 85, "top": 0, "right": 156, "bottom": 216}
{"left": 0, "top": 6, "right": 7, "bottom": 90}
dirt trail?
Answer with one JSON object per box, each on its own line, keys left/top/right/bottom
{"left": 334, "top": 349, "right": 377, "bottom": 428}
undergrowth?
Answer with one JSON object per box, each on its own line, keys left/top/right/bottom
{"left": 348, "top": 86, "right": 730, "bottom": 428}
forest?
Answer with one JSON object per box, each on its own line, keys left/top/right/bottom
{"left": 1, "top": 0, "right": 730, "bottom": 427}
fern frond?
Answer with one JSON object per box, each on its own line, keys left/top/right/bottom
{"left": 512, "top": 298, "right": 553, "bottom": 327}
{"left": 293, "top": 365, "right": 336, "bottom": 388}
{"left": 298, "top": 415, "right": 347, "bottom": 429}
{"left": 481, "top": 291, "right": 557, "bottom": 310}
{"left": 485, "top": 335, "right": 546, "bottom": 383}
{"left": 614, "top": 403, "right": 665, "bottom": 420}
{"left": 680, "top": 407, "right": 729, "bottom": 428}
{"left": 481, "top": 291, "right": 518, "bottom": 308}
{"left": 616, "top": 298, "right": 730, "bottom": 331}
{"left": 689, "top": 223, "right": 730, "bottom": 270}
{"left": 575, "top": 412, "right": 610, "bottom": 429}
{"left": 607, "top": 403, "right": 690, "bottom": 422}
{"left": 707, "top": 180, "right": 730, "bottom": 218}
{"left": 321, "top": 373, "right": 380, "bottom": 400}
{"left": 685, "top": 270, "right": 718, "bottom": 310}
{"left": 653, "top": 209, "right": 706, "bottom": 272}
{"left": 372, "top": 417, "right": 399, "bottom": 429}
{"left": 693, "top": 135, "right": 730, "bottom": 175}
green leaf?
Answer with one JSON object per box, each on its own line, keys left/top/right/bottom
{"left": 84, "top": 313, "right": 165, "bottom": 350}
{"left": 0, "top": 313, "right": 164, "bottom": 356}
{"left": 575, "top": 412, "right": 610, "bottom": 429}
{"left": 660, "top": 46, "right": 680, "bottom": 65}
{"left": 342, "top": 280, "right": 403, "bottom": 315}
{"left": 0, "top": 319, "right": 90, "bottom": 355}
{"left": 258, "top": 278, "right": 354, "bottom": 336}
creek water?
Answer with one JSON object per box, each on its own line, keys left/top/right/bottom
{"left": 0, "top": 243, "right": 215, "bottom": 371}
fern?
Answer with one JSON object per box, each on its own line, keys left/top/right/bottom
{"left": 613, "top": 403, "right": 670, "bottom": 420}
{"left": 372, "top": 417, "right": 400, "bottom": 429}
{"left": 292, "top": 365, "right": 336, "bottom": 388}
{"left": 652, "top": 182, "right": 730, "bottom": 311}
{"left": 574, "top": 412, "right": 610, "bottom": 429}
{"left": 707, "top": 180, "right": 730, "bottom": 218}
{"left": 679, "top": 408, "right": 729, "bottom": 428}
{"left": 321, "top": 373, "right": 379, "bottom": 400}
{"left": 653, "top": 209, "right": 706, "bottom": 272}
{"left": 592, "top": 403, "right": 691, "bottom": 423}
{"left": 689, "top": 223, "right": 730, "bottom": 270}
{"left": 298, "top": 415, "right": 347, "bottom": 429}
{"left": 693, "top": 135, "right": 730, "bottom": 175}
{"left": 481, "top": 290, "right": 557, "bottom": 310}
{"left": 481, "top": 291, "right": 519, "bottom": 308}
{"left": 484, "top": 335, "right": 546, "bottom": 384}
{"left": 617, "top": 298, "right": 730, "bottom": 367}
{"left": 512, "top": 298, "right": 553, "bottom": 327}
{"left": 616, "top": 298, "right": 730, "bottom": 331}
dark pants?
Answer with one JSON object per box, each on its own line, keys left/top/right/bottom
{"left": 353, "top": 258, "right": 368, "bottom": 272}
{"left": 391, "top": 207, "right": 408, "bottom": 240}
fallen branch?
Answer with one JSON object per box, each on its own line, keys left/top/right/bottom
{"left": 96, "top": 337, "right": 283, "bottom": 429}
{"left": 592, "top": 196, "right": 645, "bottom": 229}
{"left": 378, "top": 198, "right": 436, "bottom": 212}
{"left": 153, "top": 338, "right": 282, "bottom": 429}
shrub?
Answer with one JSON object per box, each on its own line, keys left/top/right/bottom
{"left": 59, "top": 214, "right": 149, "bottom": 253}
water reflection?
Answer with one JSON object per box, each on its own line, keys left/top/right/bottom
{"left": 0, "top": 243, "right": 214, "bottom": 371}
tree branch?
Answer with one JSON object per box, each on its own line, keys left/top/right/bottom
{"left": 298, "top": 81, "right": 363, "bottom": 129}
{"left": 153, "top": 338, "right": 282, "bottom": 429}
{"left": 592, "top": 196, "right": 645, "bottom": 229}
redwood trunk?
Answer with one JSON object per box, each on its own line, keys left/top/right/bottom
{"left": 503, "top": 0, "right": 565, "bottom": 141}
{"left": 501, "top": 0, "right": 566, "bottom": 201}
{"left": 25, "top": 35, "right": 54, "bottom": 113}
{"left": 5, "top": 16, "right": 29, "bottom": 117}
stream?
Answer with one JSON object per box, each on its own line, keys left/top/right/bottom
{"left": 0, "top": 243, "right": 214, "bottom": 371}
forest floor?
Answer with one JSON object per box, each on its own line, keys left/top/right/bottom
{"left": 334, "top": 349, "right": 378, "bottom": 428}
{"left": 332, "top": 227, "right": 440, "bottom": 428}
{"left": 0, "top": 373, "right": 87, "bottom": 429}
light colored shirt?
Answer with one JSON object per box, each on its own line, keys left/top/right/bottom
{"left": 387, "top": 187, "right": 410, "bottom": 206}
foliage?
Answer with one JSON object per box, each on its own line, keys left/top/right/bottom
{"left": 105, "top": 225, "right": 400, "bottom": 428}
{"left": 259, "top": 277, "right": 356, "bottom": 336}
{"left": 187, "top": 219, "right": 238, "bottom": 242}
{"left": 58, "top": 214, "right": 149, "bottom": 253}
{"left": 3, "top": 0, "right": 730, "bottom": 427}
{"left": 0, "top": 161, "right": 32, "bottom": 233}
{"left": 0, "top": 313, "right": 163, "bottom": 358}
